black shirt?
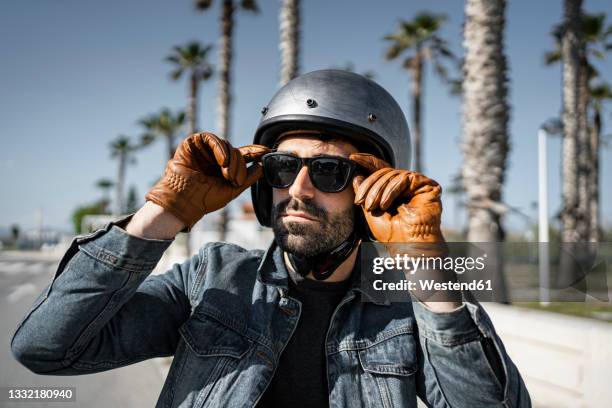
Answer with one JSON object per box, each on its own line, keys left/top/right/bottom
{"left": 256, "top": 261, "right": 351, "bottom": 408}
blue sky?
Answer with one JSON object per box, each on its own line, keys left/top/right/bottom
{"left": 1, "top": 0, "right": 611, "bottom": 235}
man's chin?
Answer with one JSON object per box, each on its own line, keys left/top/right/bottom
{"left": 279, "top": 234, "right": 319, "bottom": 256}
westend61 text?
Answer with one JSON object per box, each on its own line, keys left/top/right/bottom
{"left": 373, "top": 279, "right": 493, "bottom": 292}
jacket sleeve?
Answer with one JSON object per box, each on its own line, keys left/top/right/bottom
{"left": 10, "top": 217, "right": 200, "bottom": 375}
{"left": 412, "top": 300, "right": 532, "bottom": 407}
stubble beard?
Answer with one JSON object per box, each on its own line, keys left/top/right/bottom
{"left": 272, "top": 197, "right": 354, "bottom": 258}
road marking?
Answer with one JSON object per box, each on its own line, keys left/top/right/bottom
{"left": 7, "top": 283, "right": 38, "bottom": 303}
{"left": 25, "top": 262, "right": 51, "bottom": 275}
{"left": 0, "top": 261, "right": 55, "bottom": 276}
{"left": 0, "top": 262, "right": 27, "bottom": 275}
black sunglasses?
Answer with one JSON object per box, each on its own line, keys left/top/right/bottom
{"left": 262, "top": 152, "right": 359, "bottom": 193}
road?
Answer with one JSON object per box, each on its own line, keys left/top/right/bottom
{"left": 0, "top": 251, "right": 167, "bottom": 408}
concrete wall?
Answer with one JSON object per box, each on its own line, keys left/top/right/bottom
{"left": 484, "top": 303, "right": 612, "bottom": 408}
{"left": 152, "top": 218, "right": 273, "bottom": 275}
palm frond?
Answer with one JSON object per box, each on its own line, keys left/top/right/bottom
{"left": 385, "top": 44, "right": 404, "bottom": 60}
{"left": 590, "top": 82, "right": 612, "bottom": 101}
{"left": 582, "top": 12, "right": 606, "bottom": 43}
{"left": 140, "top": 133, "right": 157, "bottom": 147}
{"left": 241, "top": 0, "right": 259, "bottom": 13}
{"left": 544, "top": 50, "right": 561, "bottom": 65}
{"left": 402, "top": 56, "right": 416, "bottom": 70}
{"left": 170, "top": 68, "right": 184, "bottom": 81}
{"left": 449, "top": 78, "right": 463, "bottom": 96}
{"left": 166, "top": 41, "right": 215, "bottom": 83}
{"left": 96, "top": 179, "right": 114, "bottom": 189}
{"left": 589, "top": 48, "right": 605, "bottom": 60}
{"left": 199, "top": 65, "right": 214, "bottom": 80}
{"left": 433, "top": 60, "right": 449, "bottom": 82}
{"left": 195, "top": 0, "right": 213, "bottom": 11}
{"left": 109, "top": 135, "right": 134, "bottom": 157}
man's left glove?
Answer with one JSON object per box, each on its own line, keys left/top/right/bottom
{"left": 349, "top": 153, "right": 446, "bottom": 248}
{"left": 145, "top": 132, "right": 270, "bottom": 230}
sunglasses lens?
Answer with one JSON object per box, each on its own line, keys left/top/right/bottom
{"left": 310, "top": 158, "right": 352, "bottom": 192}
{"left": 263, "top": 154, "right": 300, "bottom": 188}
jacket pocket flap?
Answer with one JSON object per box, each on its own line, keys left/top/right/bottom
{"left": 358, "top": 332, "right": 417, "bottom": 376}
{"left": 179, "top": 314, "right": 252, "bottom": 359}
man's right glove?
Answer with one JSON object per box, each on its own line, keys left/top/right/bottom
{"left": 145, "top": 132, "right": 270, "bottom": 230}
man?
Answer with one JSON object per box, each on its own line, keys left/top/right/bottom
{"left": 12, "top": 70, "right": 531, "bottom": 407}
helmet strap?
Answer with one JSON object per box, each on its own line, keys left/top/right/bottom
{"left": 286, "top": 231, "right": 359, "bottom": 281}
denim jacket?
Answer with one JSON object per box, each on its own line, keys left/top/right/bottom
{"left": 11, "top": 218, "right": 531, "bottom": 408}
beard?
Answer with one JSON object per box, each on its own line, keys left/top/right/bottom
{"left": 272, "top": 197, "right": 354, "bottom": 258}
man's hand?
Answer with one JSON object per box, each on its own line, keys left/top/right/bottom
{"left": 349, "top": 153, "right": 445, "bottom": 246}
{"left": 145, "top": 132, "right": 271, "bottom": 230}
{"left": 350, "top": 153, "right": 460, "bottom": 311}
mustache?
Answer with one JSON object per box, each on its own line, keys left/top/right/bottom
{"left": 273, "top": 198, "right": 328, "bottom": 221}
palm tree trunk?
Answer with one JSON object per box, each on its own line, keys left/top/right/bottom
{"left": 218, "top": 0, "right": 233, "bottom": 142}
{"left": 560, "top": 0, "right": 582, "bottom": 244}
{"left": 589, "top": 108, "right": 601, "bottom": 242}
{"left": 279, "top": 0, "right": 300, "bottom": 86}
{"left": 462, "top": 0, "right": 510, "bottom": 303}
{"left": 558, "top": 0, "right": 583, "bottom": 291}
{"left": 166, "top": 133, "right": 176, "bottom": 160}
{"left": 217, "top": 0, "right": 234, "bottom": 242}
{"left": 103, "top": 188, "right": 111, "bottom": 213}
{"left": 410, "top": 51, "right": 423, "bottom": 173}
{"left": 188, "top": 73, "right": 198, "bottom": 135}
{"left": 576, "top": 57, "right": 590, "bottom": 241}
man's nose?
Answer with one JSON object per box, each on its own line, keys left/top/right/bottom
{"left": 288, "top": 166, "right": 315, "bottom": 200}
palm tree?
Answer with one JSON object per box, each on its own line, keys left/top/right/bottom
{"left": 110, "top": 136, "right": 138, "bottom": 215}
{"left": 194, "top": 0, "right": 259, "bottom": 241}
{"left": 95, "top": 178, "right": 114, "bottom": 213}
{"left": 581, "top": 13, "right": 611, "bottom": 243}
{"left": 545, "top": 10, "right": 612, "bottom": 241}
{"left": 10, "top": 224, "right": 20, "bottom": 247}
{"left": 166, "top": 41, "right": 214, "bottom": 135}
{"left": 554, "top": 0, "right": 584, "bottom": 289}
{"left": 194, "top": 0, "right": 258, "bottom": 142}
{"left": 139, "top": 108, "right": 186, "bottom": 160}
{"left": 588, "top": 82, "right": 612, "bottom": 242}
{"left": 279, "top": 0, "right": 300, "bottom": 86}
{"left": 384, "top": 12, "right": 458, "bottom": 173}
{"left": 461, "top": 0, "right": 510, "bottom": 302}
{"left": 126, "top": 185, "right": 140, "bottom": 214}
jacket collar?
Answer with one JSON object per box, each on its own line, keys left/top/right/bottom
{"left": 256, "top": 240, "right": 290, "bottom": 289}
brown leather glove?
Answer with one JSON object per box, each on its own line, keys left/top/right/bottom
{"left": 145, "top": 132, "right": 271, "bottom": 230}
{"left": 349, "top": 153, "right": 445, "bottom": 247}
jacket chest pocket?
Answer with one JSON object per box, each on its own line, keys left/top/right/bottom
{"left": 356, "top": 331, "right": 419, "bottom": 408}
{"left": 169, "top": 313, "right": 253, "bottom": 408}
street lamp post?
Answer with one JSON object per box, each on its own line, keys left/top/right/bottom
{"left": 538, "top": 128, "right": 550, "bottom": 305}
{"left": 538, "top": 119, "right": 562, "bottom": 305}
